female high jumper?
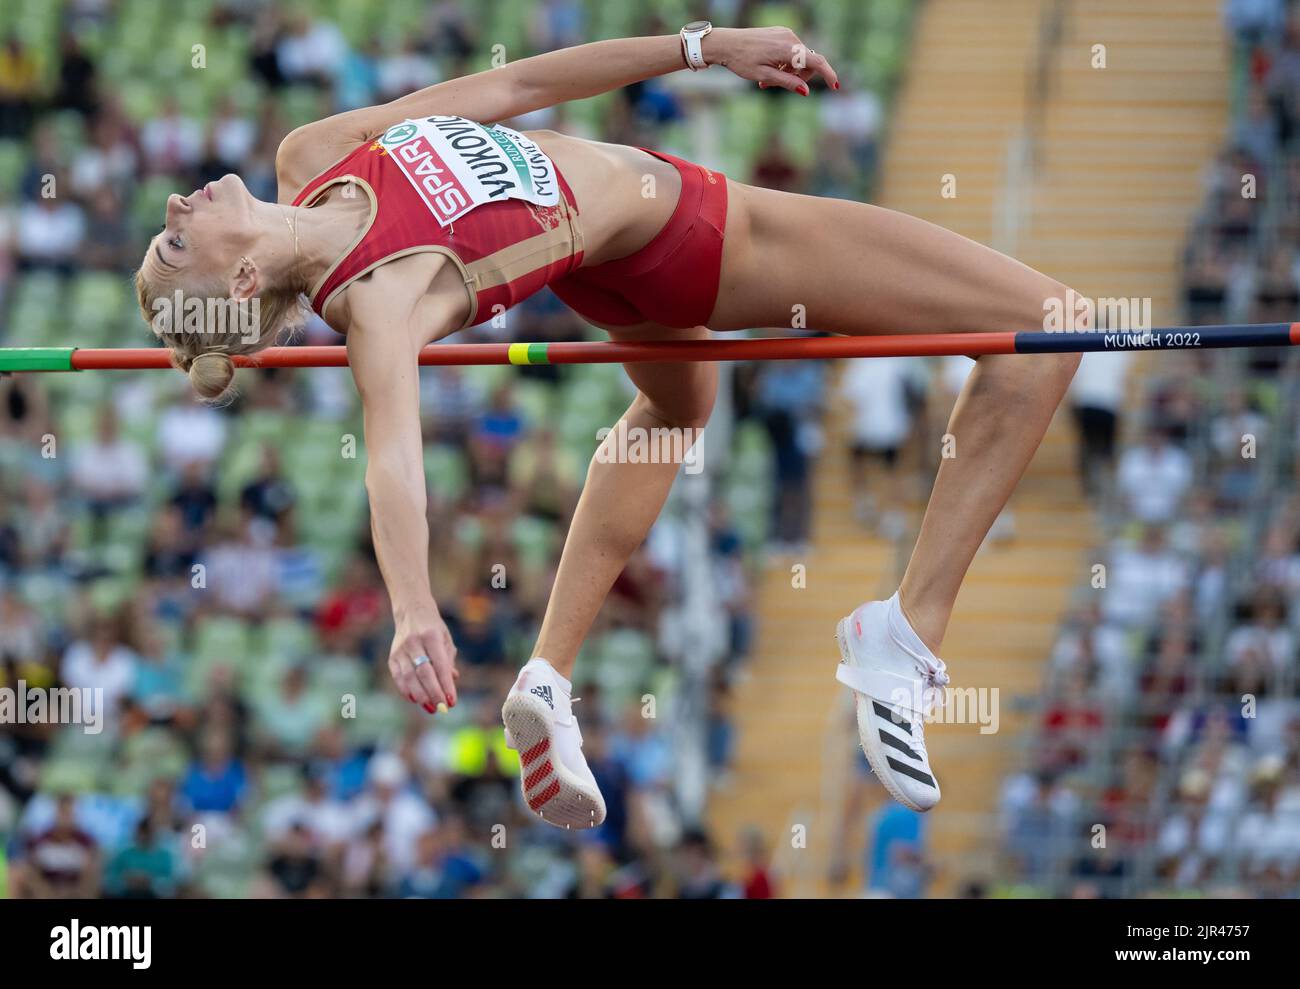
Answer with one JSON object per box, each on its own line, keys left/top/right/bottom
{"left": 136, "top": 22, "right": 1085, "bottom": 825}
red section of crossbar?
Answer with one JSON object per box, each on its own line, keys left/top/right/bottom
{"left": 67, "top": 333, "right": 1023, "bottom": 370}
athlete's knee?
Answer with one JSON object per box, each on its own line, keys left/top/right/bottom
{"left": 1037, "top": 279, "right": 1093, "bottom": 329}
{"left": 635, "top": 367, "right": 717, "bottom": 432}
{"left": 1035, "top": 280, "right": 1085, "bottom": 383}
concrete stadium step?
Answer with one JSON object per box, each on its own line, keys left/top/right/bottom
{"left": 709, "top": 0, "right": 1063, "bottom": 898}
{"left": 711, "top": 0, "right": 1225, "bottom": 898}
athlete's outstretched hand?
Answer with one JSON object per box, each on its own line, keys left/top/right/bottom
{"left": 706, "top": 26, "right": 839, "bottom": 95}
{"left": 389, "top": 604, "right": 459, "bottom": 715}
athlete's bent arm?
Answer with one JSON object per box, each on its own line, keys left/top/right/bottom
{"left": 280, "top": 27, "right": 838, "bottom": 178}
{"left": 348, "top": 319, "right": 459, "bottom": 713}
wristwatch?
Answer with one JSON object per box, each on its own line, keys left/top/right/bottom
{"left": 680, "top": 20, "right": 713, "bottom": 71}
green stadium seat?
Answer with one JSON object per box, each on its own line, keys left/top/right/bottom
{"left": 424, "top": 444, "right": 470, "bottom": 503}
{"left": 116, "top": 726, "right": 190, "bottom": 795}
{"left": 188, "top": 616, "right": 254, "bottom": 693}
{"left": 254, "top": 617, "right": 320, "bottom": 665}
{"left": 512, "top": 513, "right": 557, "bottom": 572}
{"left": 342, "top": 689, "right": 407, "bottom": 749}
{"left": 0, "top": 140, "right": 25, "bottom": 197}
{"left": 311, "top": 654, "right": 368, "bottom": 706}
{"left": 587, "top": 626, "right": 657, "bottom": 706}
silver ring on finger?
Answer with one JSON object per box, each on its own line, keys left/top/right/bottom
{"left": 412, "top": 655, "right": 430, "bottom": 669}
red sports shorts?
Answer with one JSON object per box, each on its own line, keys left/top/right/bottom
{"left": 550, "top": 148, "right": 728, "bottom": 329}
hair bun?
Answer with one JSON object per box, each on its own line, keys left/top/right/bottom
{"left": 187, "top": 352, "right": 236, "bottom": 401}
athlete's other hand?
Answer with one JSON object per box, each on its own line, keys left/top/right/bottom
{"left": 389, "top": 604, "right": 459, "bottom": 714}
{"left": 706, "top": 26, "right": 839, "bottom": 95}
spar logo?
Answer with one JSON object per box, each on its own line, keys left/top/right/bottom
{"left": 380, "top": 122, "right": 418, "bottom": 146}
{"left": 389, "top": 134, "right": 472, "bottom": 226}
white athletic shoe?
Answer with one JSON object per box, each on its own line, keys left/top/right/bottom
{"left": 834, "top": 593, "right": 949, "bottom": 812}
{"left": 502, "top": 658, "right": 606, "bottom": 829}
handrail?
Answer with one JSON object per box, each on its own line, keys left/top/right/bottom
{"left": 994, "top": 0, "right": 1071, "bottom": 256}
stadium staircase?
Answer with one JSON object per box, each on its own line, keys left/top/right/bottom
{"left": 708, "top": 0, "right": 1227, "bottom": 896}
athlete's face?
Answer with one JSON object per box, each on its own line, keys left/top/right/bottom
{"left": 145, "top": 173, "right": 259, "bottom": 284}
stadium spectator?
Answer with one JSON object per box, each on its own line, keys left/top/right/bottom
{"left": 61, "top": 613, "right": 139, "bottom": 719}
{"left": 1102, "top": 526, "right": 1192, "bottom": 627}
{"left": 395, "top": 816, "right": 485, "bottom": 898}
{"left": 756, "top": 359, "right": 825, "bottom": 553}
{"left": 530, "top": 0, "right": 587, "bottom": 53}
{"left": 17, "top": 794, "right": 101, "bottom": 898}
{"left": 140, "top": 97, "right": 205, "bottom": 177}
{"left": 350, "top": 752, "right": 436, "bottom": 881}
{"left": 70, "top": 113, "right": 139, "bottom": 202}
{"left": 735, "top": 826, "right": 776, "bottom": 898}
{"left": 167, "top": 467, "right": 218, "bottom": 543}
{"left": 240, "top": 444, "right": 297, "bottom": 523}
{"left": 1224, "top": 0, "right": 1288, "bottom": 48}
{"left": 1225, "top": 588, "right": 1294, "bottom": 674}
{"left": 1069, "top": 351, "right": 1133, "bottom": 499}
{"left": 81, "top": 188, "right": 134, "bottom": 271}
{"left": 254, "top": 664, "right": 328, "bottom": 759}
{"left": 199, "top": 512, "right": 281, "bottom": 618}
{"left": 672, "top": 828, "right": 732, "bottom": 898}
{"left": 103, "top": 816, "right": 184, "bottom": 898}
{"left": 15, "top": 195, "right": 85, "bottom": 275}
{"left": 0, "top": 36, "right": 41, "bottom": 139}
{"left": 208, "top": 96, "right": 258, "bottom": 174}
{"left": 865, "top": 802, "right": 931, "bottom": 898}
{"left": 376, "top": 39, "right": 439, "bottom": 105}
{"left": 1116, "top": 426, "right": 1193, "bottom": 524}
{"left": 261, "top": 820, "right": 328, "bottom": 898}
{"left": 1266, "top": 13, "right": 1300, "bottom": 143}
{"left": 179, "top": 728, "right": 248, "bottom": 815}
{"left": 841, "top": 356, "right": 922, "bottom": 535}
{"left": 70, "top": 405, "right": 148, "bottom": 524}
{"left": 51, "top": 31, "right": 97, "bottom": 119}
{"left": 157, "top": 401, "right": 228, "bottom": 475}
{"left": 276, "top": 10, "right": 348, "bottom": 89}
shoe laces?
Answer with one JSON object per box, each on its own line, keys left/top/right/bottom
{"left": 903, "top": 656, "right": 949, "bottom": 762}
{"left": 918, "top": 657, "right": 950, "bottom": 718}
{"left": 891, "top": 635, "right": 951, "bottom": 723}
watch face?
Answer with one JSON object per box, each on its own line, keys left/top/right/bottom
{"left": 684, "top": 20, "right": 712, "bottom": 33}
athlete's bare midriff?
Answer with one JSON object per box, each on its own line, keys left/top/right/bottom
{"left": 524, "top": 130, "right": 683, "bottom": 266}
{"left": 284, "top": 130, "right": 686, "bottom": 344}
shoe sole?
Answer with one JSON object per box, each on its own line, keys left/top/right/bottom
{"left": 835, "top": 617, "right": 932, "bottom": 813}
{"left": 502, "top": 691, "right": 606, "bottom": 829}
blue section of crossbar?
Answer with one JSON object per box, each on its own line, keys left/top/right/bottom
{"left": 1013, "top": 323, "right": 1295, "bottom": 354}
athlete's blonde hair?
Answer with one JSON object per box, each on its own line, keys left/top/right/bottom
{"left": 134, "top": 262, "right": 310, "bottom": 403}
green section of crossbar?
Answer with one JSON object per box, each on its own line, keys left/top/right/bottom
{"left": 0, "top": 348, "right": 77, "bottom": 372}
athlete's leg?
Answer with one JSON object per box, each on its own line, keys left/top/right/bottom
{"left": 531, "top": 323, "right": 717, "bottom": 678}
{"left": 710, "top": 182, "right": 1086, "bottom": 654}
{"left": 504, "top": 327, "right": 712, "bottom": 828}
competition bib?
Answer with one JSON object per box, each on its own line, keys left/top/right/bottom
{"left": 377, "top": 115, "right": 560, "bottom": 227}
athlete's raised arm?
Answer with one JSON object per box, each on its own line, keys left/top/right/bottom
{"left": 279, "top": 25, "right": 838, "bottom": 183}
{"left": 347, "top": 308, "right": 459, "bottom": 716}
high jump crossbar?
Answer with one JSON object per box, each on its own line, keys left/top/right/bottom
{"left": 2, "top": 323, "right": 1298, "bottom": 372}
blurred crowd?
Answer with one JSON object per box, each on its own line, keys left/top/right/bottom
{"left": 0, "top": 0, "right": 915, "bottom": 898}
{"left": 994, "top": 0, "right": 1300, "bottom": 898}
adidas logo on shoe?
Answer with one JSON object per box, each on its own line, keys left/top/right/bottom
{"left": 530, "top": 684, "right": 554, "bottom": 710}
